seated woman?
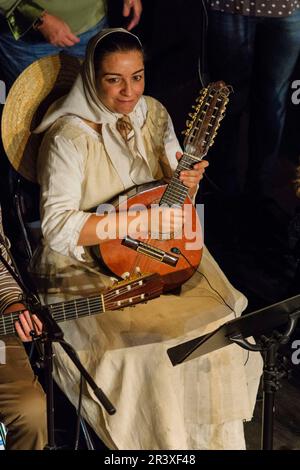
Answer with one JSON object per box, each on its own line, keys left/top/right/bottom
{"left": 30, "top": 28, "right": 262, "bottom": 450}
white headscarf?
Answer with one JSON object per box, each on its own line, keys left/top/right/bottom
{"left": 34, "top": 28, "right": 154, "bottom": 187}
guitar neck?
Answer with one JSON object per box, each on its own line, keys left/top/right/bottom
{"left": 0, "top": 294, "right": 105, "bottom": 337}
{"left": 0, "top": 275, "right": 162, "bottom": 337}
{"left": 160, "top": 152, "right": 201, "bottom": 206}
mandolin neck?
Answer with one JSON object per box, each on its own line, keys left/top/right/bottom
{"left": 160, "top": 152, "right": 201, "bottom": 206}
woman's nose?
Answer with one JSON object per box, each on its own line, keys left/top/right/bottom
{"left": 121, "top": 80, "right": 132, "bottom": 96}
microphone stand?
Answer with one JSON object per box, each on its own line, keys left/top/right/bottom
{"left": 27, "top": 297, "right": 117, "bottom": 450}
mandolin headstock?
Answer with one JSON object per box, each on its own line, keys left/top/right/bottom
{"left": 183, "top": 81, "right": 232, "bottom": 160}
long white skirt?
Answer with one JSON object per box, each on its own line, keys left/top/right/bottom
{"left": 41, "top": 247, "right": 262, "bottom": 449}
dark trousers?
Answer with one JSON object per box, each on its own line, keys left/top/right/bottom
{"left": 207, "top": 10, "right": 300, "bottom": 196}
{"left": 0, "top": 336, "right": 47, "bottom": 450}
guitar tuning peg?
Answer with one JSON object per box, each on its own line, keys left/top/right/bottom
{"left": 121, "top": 272, "right": 130, "bottom": 280}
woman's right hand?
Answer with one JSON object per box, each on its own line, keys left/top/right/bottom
{"left": 37, "top": 13, "right": 80, "bottom": 47}
{"left": 80, "top": 205, "right": 185, "bottom": 245}
{"left": 134, "top": 205, "right": 184, "bottom": 239}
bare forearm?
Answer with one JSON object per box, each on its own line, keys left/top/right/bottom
{"left": 77, "top": 211, "right": 142, "bottom": 246}
{"left": 77, "top": 206, "right": 184, "bottom": 247}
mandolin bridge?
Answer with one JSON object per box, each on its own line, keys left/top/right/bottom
{"left": 122, "top": 236, "right": 179, "bottom": 267}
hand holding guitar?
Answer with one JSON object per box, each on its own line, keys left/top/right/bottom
{"left": 3, "top": 303, "right": 42, "bottom": 342}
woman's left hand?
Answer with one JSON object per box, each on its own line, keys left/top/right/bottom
{"left": 177, "top": 152, "right": 209, "bottom": 190}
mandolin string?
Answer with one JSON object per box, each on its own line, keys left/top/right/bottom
{"left": 130, "top": 88, "right": 217, "bottom": 275}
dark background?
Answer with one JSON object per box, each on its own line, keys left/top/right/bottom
{"left": 1, "top": 0, "right": 300, "bottom": 449}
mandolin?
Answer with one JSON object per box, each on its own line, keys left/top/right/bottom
{"left": 0, "top": 273, "right": 163, "bottom": 337}
{"left": 99, "top": 81, "right": 231, "bottom": 292}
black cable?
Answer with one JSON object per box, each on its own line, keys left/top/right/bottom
{"left": 203, "top": 172, "right": 228, "bottom": 195}
{"left": 244, "top": 351, "right": 250, "bottom": 366}
{"left": 173, "top": 247, "right": 255, "bottom": 364}
{"left": 175, "top": 247, "right": 253, "bottom": 364}
{"left": 198, "top": 0, "right": 209, "bottom": 87}
{"left": 171, "top": 246, "right": 237, "bottom": 317}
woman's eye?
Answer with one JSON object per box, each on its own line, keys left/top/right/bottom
{"left": 107, "top": 77, "right": 120, "bottom": 84}
{"left": 133, "top": 75, "right": 142, "bottom": 81}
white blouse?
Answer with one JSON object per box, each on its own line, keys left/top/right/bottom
{"left": 38, "top": 112, "right": 182, "bottom": 260}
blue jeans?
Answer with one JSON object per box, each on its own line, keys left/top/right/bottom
{"left": 207, "top": 10, "right": 300, "bottom": 196}
{"left": 0, "top": 15, "right": 108, "bottom": 89}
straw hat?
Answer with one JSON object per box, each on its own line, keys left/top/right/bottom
{"left": 1, "top": 53, "right": 81, "bottom": 183}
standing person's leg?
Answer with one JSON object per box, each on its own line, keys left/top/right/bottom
{"left": 206, "top": 11, "right": 257, "bottom": 195}
{"left": 247, "top": 10, "right": 300, "bottom": 196}
{"left": 0, "top": 336, "right": 47, "bottom": 450}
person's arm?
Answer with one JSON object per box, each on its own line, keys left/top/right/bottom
{"left": 0, "top": 210, "right": 42, "bottom": 341}
{"left": 34, "top": 12, "right": 80, "bottom": 47}
{"left": 0, "top": 1, "right": 45, "bottom": 40}
{"left": 0, "top": 1, "right": 79, "bottom": 44}
{"left": 0, "top": 222, "right": 23, "bottom": 313}
{"left": 38, "top": 133, "right": 92, "bottom": 259}
{"left": 78, "top": 205, "right": 184, "bottom": 246}
{"left": 3, "top": 303, "right": 42, "bottom": 342}
{"left": 38, "top": 132, "right": 184, "bottom": 253}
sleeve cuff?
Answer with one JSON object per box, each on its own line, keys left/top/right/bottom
{"left": 6, "top": 2, "right": 45, "bottom": 40}
{"left": 0, "top": 292, "right": 24, "bottom": 315}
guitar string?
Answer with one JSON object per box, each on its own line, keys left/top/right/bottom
{"left": 0, "top": 289, "right": 157, "bottom": 335}
{"left": 0, "top": 281, "right": 154, "bottom": 335}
